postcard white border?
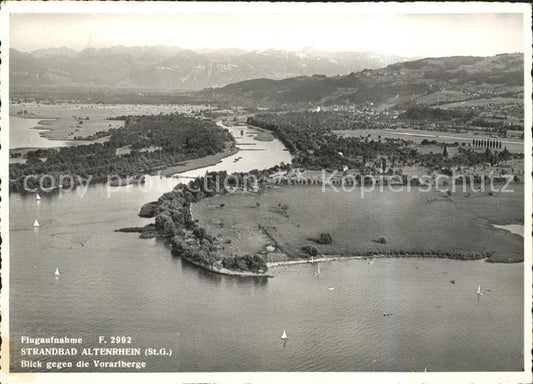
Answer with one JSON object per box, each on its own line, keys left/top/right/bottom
{"left": 1, "top": 2, "right": 531, "bottom": 384}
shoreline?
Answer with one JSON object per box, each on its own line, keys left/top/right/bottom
{"left": 10, "top": 111, "right": 125, "bottom": 142}
{"left": 267, "top": 246, "right": 525, "bottom": 268}
{"left": 10, "top": 114, "right": 112, "bottom": 150}
{"left": 267, "top": 253, "right": 491, "bottom": 269}
{"left": 181, "top": 254, "right": 274, "bottom": 278}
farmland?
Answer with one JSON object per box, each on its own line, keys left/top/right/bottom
{"left": 334, "top": 128, "right": 524, "bottom": 153}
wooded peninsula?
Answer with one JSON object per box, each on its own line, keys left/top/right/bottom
{"left": 10, "top": 114, "right": 234, "bottom": 192}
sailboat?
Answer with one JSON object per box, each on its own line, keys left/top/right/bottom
{"left": 55, "top": 268, "right": 60, "bottom": 278}
{"left": 35, "top": 193, "right": 41, "bottom": 200}
{"left": 33, "top": 220, "right": 40, "bottom": 227}
{"left": 314, "top": 264, "right": 320, "bottom": 275}
{"left": 280, "top": 330, "right": 288, "bottom": 339}
{"left": 476, "top": 285, "right": 482, "bottom": 296}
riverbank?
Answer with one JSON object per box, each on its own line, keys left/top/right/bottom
{"left": 242, "top": 123, "right": 276, "bottom": 142}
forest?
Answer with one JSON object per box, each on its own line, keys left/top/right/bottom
{"left": 399, "top": 105, "right": 474, "bottom": 121}
{"left": 138, "top": 171, "right": 270, "bottom": 275}
{"left": 247, "top": 111, "right": 520, "bottom": 171}
{"left": 248, "top": 112, "right": 418, "bottom": 169}
{"left": 10, "top": 114, "right": 234, "bottom": 192}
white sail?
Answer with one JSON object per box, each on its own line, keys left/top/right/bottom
{"left": 281, "top": 330, "right": 288, "bottom": 339}
{"left": 33, "top": 220, "right": 40, "bottom": 227}
{"left": 477, "top": 285, "right": 482, "bottom": 295}
{"left": 36, "top": 193, "right": 41, "bottom": 200}
{"left": 55, "top": 268, "right": 60, "bottom": 277}
{"left": 315, "top": 265, "right": 320, "bottom": 275}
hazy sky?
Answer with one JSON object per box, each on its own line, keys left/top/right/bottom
{"left": 10, "top": 12, "right": 524, "bottom": 57}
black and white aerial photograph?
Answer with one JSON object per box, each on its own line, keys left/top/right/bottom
{"left": 1, "top": 2, "right": 531, "bottom": 384}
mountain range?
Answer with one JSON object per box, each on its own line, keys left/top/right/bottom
{"left": 10, "top": 46, "right": 408, "bottom": 91}
{"left": 200, "top": 53, "right": 523, "bottom": 108}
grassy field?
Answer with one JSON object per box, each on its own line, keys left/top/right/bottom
{"left": 193, "top": 184, "right": 524, "bottom": 263}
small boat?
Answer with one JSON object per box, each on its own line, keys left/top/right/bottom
{"left": 33, "top": 220, "right": 40, "bottom": 227}
{"left": 280, "top": 330, "right": 288, "bottom": 339}
{"left": 328, "top": 287, "right": 335, "bottom": 291}
{"left": 476, "top": 285, "right": 482, "bottom": 296}
{"left": 314, "top": 265, "right": 320, "bottom": 275}
{"left": 36, "top": 193, "right": 41, "bottom": 200}
{"left": 54, "top": 268, "right": 60, "bottom": 278}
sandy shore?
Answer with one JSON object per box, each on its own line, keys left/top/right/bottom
{"left": 245, "top": 123, "right": 277, "bottom": 142}
{"left": 158, "top": 146, "right": 239, "bottom": 176}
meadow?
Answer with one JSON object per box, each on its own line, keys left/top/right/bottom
{"left": 192, "top": 184, "right": 524, "bottom": 263}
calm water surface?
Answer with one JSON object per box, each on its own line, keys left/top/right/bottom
{"left": 10, "top": 116, "right": 69, "bottom": 149}
{"left": 9, "top": 123, "right": 524, "bottom": 372}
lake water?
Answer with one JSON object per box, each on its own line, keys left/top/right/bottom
{"left": 10, "top": 116, "right": 70, "bottom": 149}
{"left": 10, "top": 104, "right": 212, "bottom": 150}
{"left": 8, "top": 123, "right": 524, "bottom": 372}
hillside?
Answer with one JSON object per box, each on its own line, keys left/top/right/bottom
{"left": 200, "top": 53, "right": 523, "bottom": 110}
{"left": 9, "top": 46, "right": 406, "bottom": 91}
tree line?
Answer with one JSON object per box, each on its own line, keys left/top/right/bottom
{"left": 139, "top": 170, "right": 272, "bottom": 274}
{"left": 472, "top": 138, "right": 502, "bottom": 149}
